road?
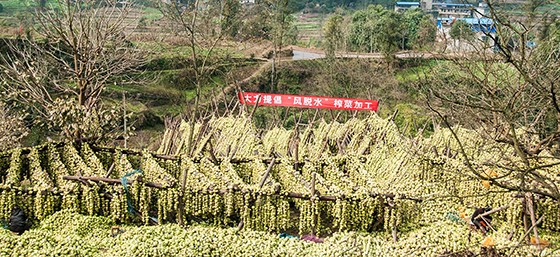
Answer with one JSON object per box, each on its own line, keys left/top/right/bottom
{"left": 289, "top": 46, "right": 443, "bottom": 60}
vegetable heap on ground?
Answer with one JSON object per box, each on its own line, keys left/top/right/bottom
{"left": 0, "top": 211, "right": 558, "bottom": 256}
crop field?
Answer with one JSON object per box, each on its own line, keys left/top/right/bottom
{"left": 295, "top": 13, "right": 325, "bottom": 47}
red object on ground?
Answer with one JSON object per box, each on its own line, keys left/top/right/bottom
{"left": 238, "top": 91, "right": 378, "bottom": 112}
{"left": 301, "top": 234, "right": 324, "bottom": 243}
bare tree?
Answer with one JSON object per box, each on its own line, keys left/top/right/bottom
{"left": 419, "top": 0, "right": 559, "bottom": 246}
{"left": 158, "top": 0, "right": 239, "bottom": 156}
{"left": 0, "top": 0, "right": 145, "bottom": 139}
{"left": 422, "top": 0, "right": 560, "bottom": 198}
{"left": 0, "top": 102, "right": 28, "bottom": 151}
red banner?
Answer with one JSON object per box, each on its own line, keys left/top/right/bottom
{"left": 238, "top": 92, "right": 378, "bottom": 112}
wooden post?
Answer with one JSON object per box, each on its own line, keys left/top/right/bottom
{"left": 104, "top": 160, "right": 116, "bottom": 178}
{"left": 104, "top": 151, "right": 123, "bottom": 178}
{"left": 386, "top": 197, "right": 398, "bottom": 242}
{"left": 238, "top": 158, "right": 276, "bottom": 230}
{"left": 294, "top": 127, "right": 300, "bottom": 170}
{"left": 311, "top": 172, "right": 317, "bottom": 235}
{"left": 309, "top": 109, "right": 319, "bottom": 127}
{"left": 311, "top": 172, "right": 316, "bottom": 197}
{"left": 249, "top": 95, "right": 261, "bottom": 119}
{"left": 474, "top": 205, "right": 509, "bottom": 234}
{"left": 258, "top": 158, "right": 276, "bottom": 188}
{"left": 380, "top": 109, "right": 399, "bottom": 142}
{"left": 272, "top": 105, "right": 281, "bottom": 128}
{"left": 508, "top": 215, "right": 544, "bottom": 256}
{"left": 237, "top": 88, "right": 247, "bottom": 114}
{"left": 522, "top": 197, "right": 529, "bottom": 241}
{"left": 281, "top": 107, "right": 291, "bottom": 127}
{"left": 208, "top": 141, "right": 219, "bottom": 165}
{"left": 178, "top": 156, "right": 187, "bottom": 226}
{"left": 294, "top": 138, "right": 299, "bottom": 169}
{"left": 525, "top": 192, "right": 541, "bottom": 248}
{"left": 473, "top": 205, "right": 509, "bottom": 220}
{"left": 392, "top": 210, "right": 398, "bottom": 242}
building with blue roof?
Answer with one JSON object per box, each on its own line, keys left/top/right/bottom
{"left": 395, "top": 1, "right": 421, "bottom": 11}
{"left": 394, "top": 0, "right": 476, "bottom": 18}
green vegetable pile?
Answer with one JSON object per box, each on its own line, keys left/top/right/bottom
{"left": 0, "top": 210, "right": 558, "bottom": 257}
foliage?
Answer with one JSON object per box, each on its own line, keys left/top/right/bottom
{"left": 284, "top": 15, "right": 299, "bottom": 46}
{"left": 316, "top": 59, "right": 399, "bottom": 102}
{"left": 142, "top": 7, "right": 163, "bottom": 21}
{"left": 347, "top": 5, "right": 435, "bottom": 58}
{"left": 414, "top": 16, "right": 437, "bottom": 50}
{"left": 240, "top": 4, "right": 272, "bottom": 40}
{"left": 245, "top": 58, "right": 425, "bottom": 124}
{"left": 392, "top": 103, "right": 433, "bottom": 136}
{"left": 348, "top": 5, "right": 388, "bottom": 53}
{"left": 239, "top": 0, "right": 298, "bottom": 45}
{"left": 402, "top": 9, "right": 437, "bottom": 50}
{"left": 269, "top": 0, "right": 298, "bottom": 48}
{"left": 221, "top": 0, "right": 242, "bottom": 38}
{"left": 449, "top": 20, "right": 475, "bottom": 41}
{"left": 323, "top": 14, "right": 345, "bottom": 58}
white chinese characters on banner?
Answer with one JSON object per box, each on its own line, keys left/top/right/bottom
{"left": 274, "top": 96, "right": 282, "bottom": 104}
{"left": 239, "top": 92, "right": 378, "bottom": 112}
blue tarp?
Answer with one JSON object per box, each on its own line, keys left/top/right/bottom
{"left": 396, "top": 1, "right": 420, "bottom": 5}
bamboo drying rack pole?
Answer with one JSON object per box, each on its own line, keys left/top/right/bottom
{"left": 507, "top": 215, "right": 544, "bottom": 257}
{"left": 62, "top": 175, "right": 165, "bottom": 189}
{"left": 473, "top": 205, "right": 509, "bottom": 220}
{"left": 311, "top": 172, "right": 317, "bottom": 235}
{"left": 61, "top": 175, "right": 423, "bottom": 203}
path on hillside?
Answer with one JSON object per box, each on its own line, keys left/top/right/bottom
{"left": 204, "top": 46, "right": 443, "bottom": 106}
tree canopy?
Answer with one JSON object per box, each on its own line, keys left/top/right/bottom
{"left": 347, "top": 6, "right": 436, "bottom": 55}
{"left": 449, "top": 19, "right": 475, "bottom": 41}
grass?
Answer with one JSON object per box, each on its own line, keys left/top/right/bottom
{"left": 150, "top": 104, "right": 184, "bottom": 117}
{"left": 106, "top": 81, "right": 184, "bottom": 102}
{"left": 539, "top": 2, "right": 560, "bottom": 13}
{"left": 137, "top": 41, "right": 245, "bottom": 62}
{"left": 101, "top": 41, "right": 260, "bottom": 121}
{"left": 395, "top": 60, "right": 439, "bottom": 83}
{"left": 296, "top": 38, "right": 322, "bottom": 48}
{"left": 296, "top": 23, "right": 321, "bottom": 30}
{"left": 136, "top": 41, "right": 194, "bottom": 60}
{"left": 181, "top": 83, "right": 221, "bottom": 101}
{"left": 0, "top": 0, "right": 32, "bottom": 13}
{"left": 304, "top": 16, "right": 324, "bottom": 22}
{"left": 142, "top": 7, "right": 163, "bottom": 21}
